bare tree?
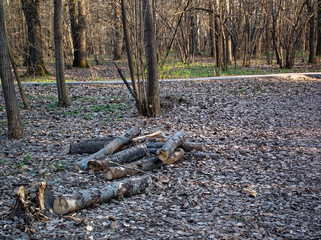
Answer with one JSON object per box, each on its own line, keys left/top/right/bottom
{"left": 0, "top": 0, "right": 24, "bottom": 139}
{"left": 54, "top": 0, "right": 70, "bottom": 107}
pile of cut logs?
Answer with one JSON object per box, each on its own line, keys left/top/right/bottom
{"left": 11, "top": 127, "right": 219, "bottom": 232}
{"left": 70, "top": 126, "right": 218, "bottom": 180}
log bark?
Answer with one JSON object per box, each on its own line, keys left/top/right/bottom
{"left": 182, "top": 142, "right": 204, "bottom": 152}
{"left": 75, "top": 127, "right": 140, "bottom": 170}
{"left": 88, "top": 144, "right": 148, "bottom": 171}
{"left": 187, "top": 152, "right": 220, "bottom": 159}
{"left": 66, "top": 137, "right": 114, "bottom": 154}
{"left": 146, "top": 141, "right": 203, "bottom": 152}
{"left": 53, "top": 176, "right": 150, "bottom": 215}
{"left": 102, "top": 157, "right": 162, "bottom": 180}
{"left": 156, "top": 131, "right": 184, "bottom": 162}
{"left": 162, "top": 148, "right": 185, "bottom": 164}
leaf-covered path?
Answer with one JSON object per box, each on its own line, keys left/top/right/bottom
{"left": 0, "top": 76, "right": 320, "bottom": 239}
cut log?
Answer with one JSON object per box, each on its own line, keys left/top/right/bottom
{"left": 53, "top": 176, "right": 150, "bottom": 215}
{"left": 156, "top": 131, "right": 184, "bottom": 162}
{"left": 162, "top": 148, "right": 185, "bottom": 164}
{"left": 182, "top": 142, "right": 204, "bottom": 152}
{"left": 187, "top": 152, "right": 220, "bottom": 159}
{"left": 102, "top": 157, "right": 162, "bottom": 180}
{"left": 146, "top": 142, "right": 164, "bottom": 149}
{"left": 65, "top": 137, "right": 114, "bottom": 154}
{"left": 147, "top": 141, "right": 204, "bottom": 152}
{"left": 75, "top": 126, "right": 141, "bottom": 171}
{"left": 88, "top": 144, "right": 148, "bottom": 171}
{"left": 132, "top": 131, "right": 166, "bottom": 143}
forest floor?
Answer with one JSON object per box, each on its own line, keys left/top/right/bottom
{"left": 0, "top": 69, "right": 321, "bottom": 239}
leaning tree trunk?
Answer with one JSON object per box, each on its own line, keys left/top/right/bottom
{"left": 20, "top": 0, "right": 49, "bottom": 76}
{"left": 54, "top": 0, "right": 70, "bottom": 107}
{"left": 143, "top": 0, "right": 160, "bottom": 117}
{"left": 4, "top": 19, "right": 30, "bottom": 110}
{"left": 0, "top": 1, "right": 24, "bottom": 139}
{"left": 69, "top": 0, "right": 89, "bottom": 68}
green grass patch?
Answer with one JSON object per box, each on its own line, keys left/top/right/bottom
{"left": 160, "top": 62, "right": 215, "bottom": 79}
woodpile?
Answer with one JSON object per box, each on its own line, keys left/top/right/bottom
{"left": 11, "top": 126, "right": 219, "bottom": 227}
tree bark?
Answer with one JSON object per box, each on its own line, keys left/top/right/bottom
{"left": 308, "top": 0, "right": 316, "bottom": 64}
{"left": 316, "top": 0, "right": 321, "bottom": 56}
{"left": 69, "top": 0, "right": 89, "bottom": 68}
{"left": 103, "top": 157, "right": 161, "bottom": 180}
{"left": 4, "top": 17, "right": 30, "bottom": 110}
{"left": 113, "top": 0, "right": 122, "bottom": 60}
{"left": 156, "top": 131, "right": 184, "bottom": 162}
{"left": 75, "top": 127, "right": 140, "bottom": 170}
{"left": 20, "top": 0, "right": 49, "bottom": 76}
{"left": 53, "top": 176, "right": 150, "bottom": 215}
{"left": 66, "top": 137, "right": 115, "bottom": 154}
{"left": 187, "top": 152, "right": 220, "bottom": 159}
{"left": 120, "top": 0, "right": 139, "bottom": 101}
{"left": 143, "top": 0, "right": 160, "bottom": 117}
{"left": 88, "top": 144, "right": 148, "bottom": 171}
{"left": 146, "top": 141, "right": 204, "bottom": 152}
{"left": 54, "top": 0, "right": 70, "bottom": 107}
{"left": 0, "top": 1, "right": 24, "bottom": 139}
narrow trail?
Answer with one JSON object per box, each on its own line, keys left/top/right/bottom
{"left": 10, "top": 72, "right": 321, "bottom": 86}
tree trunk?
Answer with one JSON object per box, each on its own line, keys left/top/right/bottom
{"left": 113, "top": 0, "right": 122, "bottom": 60}
{"left": 308, "top": 0, "right": 316, "bottom": 64}
{"left": 69, "top": 0, "right": 89, "bottom": 68}
{"left": 75, "top": 127, "right": 140, "bottom": 170}
{"left": 120, "top": 0, "right": 139, "bottom": 106}
{"left": 54, "top": 0, "right": 70, "bottom": 107}
{"left": 20, "top": 0, "right": 49, "bottom": 76}
{"left": 143, "top": 0, "right": 160, "bottom": 117}
{"left": 156, "top": 131, "right": 184, "bottom": 162}
{"left": 88, "top": 144, "right": 148, "bottom": 171}
{"left": 103, "top": 157, "right": 162, "bottom": 180}
{"left": 53, "top": 176, "right": 150, "bottom": 215}
{"left": 316, "top": 0, "right": 321, "bottom": 56}
{"left": 209, "top": 2, "right": 215, "bottom": 57}
{"left": 4, "top": 19, "right": 30, "bottom": 110}
{"left": 0, "top": 1, "right": 24, "bottom": 139}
